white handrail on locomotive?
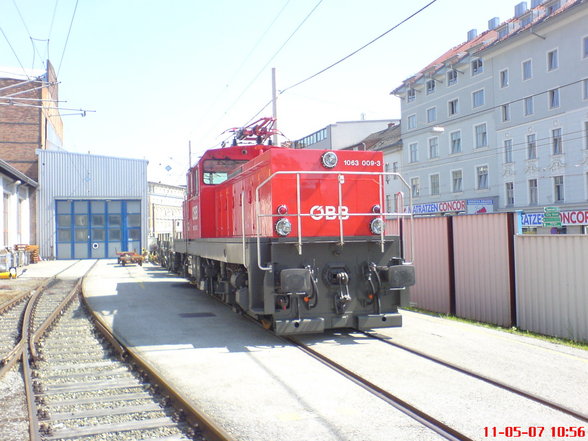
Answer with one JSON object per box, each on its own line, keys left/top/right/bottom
{"left": 254, "top": 170, "right": 414, "bottom": 272}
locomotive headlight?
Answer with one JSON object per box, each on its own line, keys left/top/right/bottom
{"left": 321, "top": 151, "right": 338, "bottom": 168}
{"left": 370, "top": 218, "right": 384, "bottom": 235}
{"left": 275, "top": 218, "right": 292, "bottom": 236}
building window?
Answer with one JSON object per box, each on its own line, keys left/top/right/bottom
{"left": 447, "top": 69, "right": 458, "bottom": 86}
{"left": 475, "top": 123, "right": 488, "bottom": 148}
{"left": 585, "top": 121, "right": 588, "bottom": 149}
{"left": 522, "top": 59, "right": 533, "bottom": 80}
{"left": 477, "top": 165, "right": 489, "bottom": 190}
{"left": 583, "top": 79, "right": 588, "bottom": 100}
{"left": 504, "top": 139, "right": 513, "bottom": 163}
{"left": 549, "top": 88, "right": 560, "bottom": 108}
{"left": 502, "top": 104, "right": 510, "bottom": 122}
{"left": 426, "top": 107, "right": 437, "bottom": 123}
{"left": 452, "top": 170, "right": 463, "bottom": 193}
{"left": 407, "top": 88, "right": 416, "bottom": 102}
{"left": 448, "top": 98, "right": 459, "bottom": 116}
{"left": 529, "top": 179, "right": 538, "bottom": 205}
{"left": 409, "top": 143, "right": 418, "bottom": 163}
{"left": 473, "top": 89, "right": 485, "bottom": 107}
{"left": 407, "top": 114, "right": 416, "bottom": 129}
{"left": 500, "top": 69, "right": 509, "bottom": 88}
{"left": 552, "top": 128, "right": 562, "bottom": 155}
{"left": 524, "top": 96, "right": 534, "bottom": 115}
{"left": 426, "top": 79, "right": 435, "bottom": 94}
{"left": 554, "top": 175, "right": 564, "bottom": 202}
{"left": 411, "top": 177, "right": 420, "bottom": 197}
{"left": 584, "top": 36, "right": 588, "bottom": 58}
{"left": 527, "top": 134, "right": 537, "bottom": 159}
{"left": 430, "top": 174, "right": 440, "bottom": 196}
{"left": 505, "top": 182, "right": 514, "bottom": 206}
{"left": 472, "top": 58, "right": 483, "bottom": 75}
{"left": 547, "top": 49, "right": 559, "bottom": 71}
{"left": 451, "top": 131, "right": 461, "bottom": 154}
{"left": 428, "top": 137, "right": 439, "bottom": 159}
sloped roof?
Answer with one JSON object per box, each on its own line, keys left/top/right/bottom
{"left": 347, "top": 122, "right": 402, "bottom": 151}
{"left": 0, "top": 158, "right": 38, "bottom": 187}
{"left": 392, "top": 0, "right": 584, "bottom": 95}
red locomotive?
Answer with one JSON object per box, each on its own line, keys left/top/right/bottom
{"left": 162, "top": 118, "right": 415, "bottom": 334}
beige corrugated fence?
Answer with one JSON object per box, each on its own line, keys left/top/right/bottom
{"left": 515, "top": 235, "right": 588, "bottom": 342}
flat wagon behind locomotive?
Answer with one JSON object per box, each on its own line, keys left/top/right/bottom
{"left": 160, "top": 121, "right": 415, "bottom": 334}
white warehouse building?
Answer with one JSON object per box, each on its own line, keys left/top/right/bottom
{"left": 38, "top": 150, "right": 148, "bottom": 259}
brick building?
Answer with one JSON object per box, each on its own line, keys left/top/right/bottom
{"left": 0, "top": 61, "right": 63, "bottom": 245}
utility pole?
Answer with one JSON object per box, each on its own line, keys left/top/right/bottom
{"left": 188, "top": 140, "right": 192, "bottom": 169}
{"left": 272, "top": 67, "right": 278, "bottom": 146}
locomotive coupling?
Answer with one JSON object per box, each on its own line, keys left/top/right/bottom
{"left": 379, "top": 262, "right": 416, "bottom": 289}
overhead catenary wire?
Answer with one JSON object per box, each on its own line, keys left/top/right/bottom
{"left": 57, "top": 0, "right": 79, "bottom": 77}
{"left": 280, "top": 0, "right": 438, "bottom": 95}
{"left": 245, "top": 0, "right": 439, "bottom": 127}
{"left": 0, "top": 26, "right": 30, "bottom": 79}
{"left": 11, "top": 0, "right": 45, "bottom": 68}
{"left": 227, "top": 0, "right": 325, "bottom": 126}
{"left": 195, "top": 0, "right": 293, "bottom": 144}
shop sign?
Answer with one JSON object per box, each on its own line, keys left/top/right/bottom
{"left": 412, "top": 200, "right": 466, "bottom": 215}
{"left": 560, "top": 210, "right": 588, "bottom": 226}
{"left": 467, "top": 199, "right": 494, "bottom": 214}
{"left": 542, "top": 206, "right": 561, "bottom": 228}
{"left": 520, "top": 212, "right": 544, "bottom": 226}
{"left": 520, "top": 209, "right": 588, "bottom": 227}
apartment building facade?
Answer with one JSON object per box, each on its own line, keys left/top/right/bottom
{"left": 392, "top": 0, "right": 588, "bottom": 231}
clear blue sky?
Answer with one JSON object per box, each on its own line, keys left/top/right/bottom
{"left": 1, "top": 0, "right": 522, "bottom": 184}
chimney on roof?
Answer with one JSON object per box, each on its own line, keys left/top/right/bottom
{"left": 467, "top": 29, "right": 478, "bottom": 41}
{"left": 488, "top": 17, "right": 500, "bottom": 30}
{"left": 531, "top": 0, "right": 543, "bottom": 7}
{"left": 515, "top": 1, "right": 528, "bottom": 17}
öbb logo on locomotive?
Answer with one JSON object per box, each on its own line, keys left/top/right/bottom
{"left": 309, "top": 205, "right": 350, "bottom": 221}
{"left": 160, "top": 117, "right": 415, "bottom": 335}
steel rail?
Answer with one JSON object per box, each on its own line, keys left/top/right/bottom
{"left": 21, "top": 261, "right": 97, "bottom": 440}
{"left": 28, "top": 276, "right": 85, "bottom": 360}
{"left": 0, "top": 288, "right": 34, "bottom": 314}
{"left": 361, "top": 330, "right": 588, "bottom": 423}
{"left": 284, "top": 336, "right": 474, "bottom": 441}
{"left": 80, "top": 295, "right": 234, "bottom": 441}
{"left": 0, "top": 283, "right": 47, "bottom": 379}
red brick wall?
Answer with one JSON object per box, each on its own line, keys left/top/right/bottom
{"left": 0, "top": 78, "right": 42, "bottom": 181}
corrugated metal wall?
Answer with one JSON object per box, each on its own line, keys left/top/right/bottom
{"left": 38, "top": 150, "right": 148, "bottom": 258}
{"left": 515, "top": 235, "right": 588, "bottom": 341}
{"left": 453, "top": 214, "right": 513, "bottom": 327}
{"left": 410, "top": 217, "right": 451, "bottom": 314}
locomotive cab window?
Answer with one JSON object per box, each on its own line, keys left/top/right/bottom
{"left": 202, "top": 159, "right": 248, "bottom": 185}
{"left": 190, "top": 169, "right": 199, "bottom": 196}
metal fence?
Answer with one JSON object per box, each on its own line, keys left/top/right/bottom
{"left": 515, "top": 235, "right": 588, "bottom": 342}
{"left": 409, "top": 213, "right": 588, "bottom": 342}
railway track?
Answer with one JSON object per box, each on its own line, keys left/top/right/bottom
{"left": 283, "top": 335, "right": 474, "bottom": 441}
{"left": 0, "top": 261, "right": 231, "bottom": 441}
{"left": 359, "top": 330, "right": 588, "bottom": 424}
{"left": 285, "top": 329, "right": 587, "bottom": 441}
